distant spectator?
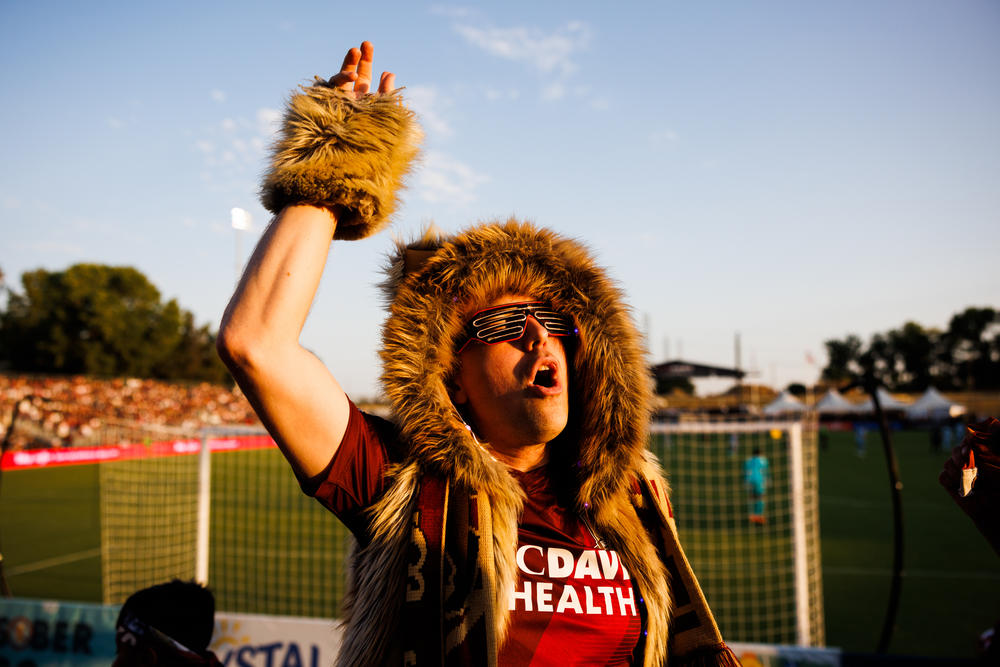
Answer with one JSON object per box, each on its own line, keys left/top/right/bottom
{"left": 930, "top": 425, "right": 943, "bottom": 454}
{"left": 853, "top": 423, "right": 867, "bottom": 458}
{"left": 0, "top": 374, "right": 259, "bottom": 450}
{"left": 942, "top": 422, "right": 954, "bottom": 451}
{"left": 113, "top": 580, "right": 221, "bottom": 667}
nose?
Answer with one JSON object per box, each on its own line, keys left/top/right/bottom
{"left": 521, "top": 316, "right": 549, "bottom": 349}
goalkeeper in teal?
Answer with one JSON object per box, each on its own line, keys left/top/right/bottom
{"left": 744, "top": 446, "right": 770, "bottom": 525}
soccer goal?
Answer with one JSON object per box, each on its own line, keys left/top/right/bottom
{"left": 648, "top": 416, "right": 824, "bottom": 647}
{"left": 100, "top": 415, "right": 822, "bottom": 642}
{"left": 99, "top": 423, "right": 351, "bottom": 618}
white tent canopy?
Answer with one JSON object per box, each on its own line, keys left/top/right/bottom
{"left": 906, "top": 387, "right": 966, "bottom": 420}
{"left": 815, "top": 389, "right": 855, "bottom": 414}
{"left": 762, "top": 390, "right": 808, "bottom": 415}
{"left": 852, "top": 387, "right": 909, "bottom": 413}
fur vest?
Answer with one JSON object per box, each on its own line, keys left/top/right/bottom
{"left": 335, "top": 221, "right": 736, "bottom": 667}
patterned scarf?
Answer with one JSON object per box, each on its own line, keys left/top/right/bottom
{"left": 393, "top": 473, "right": 739, "bottom": 667}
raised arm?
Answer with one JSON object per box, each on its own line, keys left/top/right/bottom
{"left": 217, "top": 204, "right": 348, "bottom": 478}
{"left": 217, "top": 42, "right": 410, "bottom": 478}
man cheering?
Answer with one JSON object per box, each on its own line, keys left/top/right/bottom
{"left": 218, "top": 41, "right": 735, "bottom": 666}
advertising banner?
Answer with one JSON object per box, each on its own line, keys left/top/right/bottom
{"left": 1, "top": 599, "right": 840, "bottom": 667}
{"left": 0, "top": 599, "right": 340, "bottom": 667}
{"left": 0, "top": 598, "right": 117, "bottom": 667}
{"left": 1, "top": 436, "right": 276, "bottom": 471}
{"left": 208, "top": 612, "right": 339, "bottom": 667}
{"left": 729, "top": 641, "right": 842, "bottom": 667}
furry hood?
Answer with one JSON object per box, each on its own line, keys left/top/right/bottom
{"left": 379, "top": 219, "right": 653, "bottom": 509}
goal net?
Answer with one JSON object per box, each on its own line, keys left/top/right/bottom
{"left": 648, "top": 415, "right": 824, "bottom": 646}
{"left": 99, "top": 422, "right": 201, "bottom": 606}
{"left": 100, "top": 415, "right": 822, "bottom": 642}
{"left": 99, "top": 423, "right": 351, "bottom": 618}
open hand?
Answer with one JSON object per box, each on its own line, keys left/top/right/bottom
{"left": 330, "top": 41, "right": 395, "bottom": 97}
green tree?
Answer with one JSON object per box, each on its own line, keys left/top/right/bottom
{"left": 0, "top": 264, "right": 229, "bottom": 383}
{"left": 821, "top": 308, "right": 999, "bottom": 392}
{"left": 154, "top": 310, "right": 231, "bottom": 384}
{"left": 943, "top": 307, "right": 1000, "bottom": 391}
{"left": 886, "top": 322, "right": 939, "bottom": 391}
{"left": 786, "top": 382, "right": 807, "bottom": 398}
{"left": 821, "top": 334, "right": 864, "bottom": 384}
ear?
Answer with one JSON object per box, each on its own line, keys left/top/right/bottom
{"left": 449, "top": 374, "right": 468, "bottom": 405}
{"left": 447, "top": 356, "right": 468, "bottom": 405}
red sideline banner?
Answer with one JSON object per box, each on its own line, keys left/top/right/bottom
{"left": 1, "top": 435, "right": 276, "bottom": 471}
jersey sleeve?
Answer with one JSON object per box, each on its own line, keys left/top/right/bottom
{"left": 299, "top": 400, "right": 395, "bottom": 539}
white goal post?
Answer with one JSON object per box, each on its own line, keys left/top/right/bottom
{"left": 648, "top": 416, "right": 824, "bottom": 646}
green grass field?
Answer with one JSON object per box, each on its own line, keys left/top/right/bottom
{"left": 816, "top": 428, "right": 999, "bottom": 657}
{"left": 1, "top": 429, "right": 998, "bottom": 657}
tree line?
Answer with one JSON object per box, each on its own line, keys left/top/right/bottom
{"left": 1, "top": 264, "right": 995, "bottom": 392}
{"left": 821, "top": 307, "right": 1000, "bottom": 392}
{"left": 0, "top": 264, "right": 230, "bottom": 384}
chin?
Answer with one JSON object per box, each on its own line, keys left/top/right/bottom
{"left": 523, "top": 404, "right": 569, "bottom": 443}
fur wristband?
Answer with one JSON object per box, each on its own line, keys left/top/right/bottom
{"left": 260, "top": 78, "right": 422, "bottom": 240}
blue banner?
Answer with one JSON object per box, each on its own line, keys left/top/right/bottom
{"left": 0, "top": 598, "right": 118, "bottom": 667}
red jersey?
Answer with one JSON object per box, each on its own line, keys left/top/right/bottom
{"left": 303, "top": 402, "right": 642, "bottom": 665}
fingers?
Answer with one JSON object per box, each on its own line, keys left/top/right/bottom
{"left": 378, "top": 71, "right": 396, "bottom": 94}
{"left": 354, "top": 41, "right": 374, "bottom": 95}
{"left": 331, "top": 42, "right": 384, "bottom": 96}
{"left": 332, "top": 46, "right": 361, "bottom": 91}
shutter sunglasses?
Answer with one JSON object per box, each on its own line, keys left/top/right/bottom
{"left": 456, "top": 301, "right": 577, "bottom": 353}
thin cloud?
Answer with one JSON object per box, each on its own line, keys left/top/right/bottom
{"left": 210, "top": 89, "right": 227, "bottom": 103}
{"left": 405, "top": 86, "right": 452, "bottom": 137}
{"left": 453, "top": 21, "right": 591, "bottom": 77}
{"left": 192, "top": 106, "right": 280, "bottom": 200}
{"left": 541, "top": 82, "right": 566, "bottom": 102}
{"left": 449, "top": 20, "right": 591, "bottom": 102}
{"left": 651, "top": 129, "right": 679, "bottom": 144}
{"left": 416, "top": 151, "right": 489, "bottom": 205}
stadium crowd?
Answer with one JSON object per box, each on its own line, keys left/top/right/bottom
{"left": 0, "top": 374, "right": 259, "bottom": 450}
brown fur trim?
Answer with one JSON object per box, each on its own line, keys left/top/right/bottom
{"left": 336, "top": 462, "right": 421, "bottom": 667}
{"left": 378, "top": 220, "right": 660, "bottom": 651}
{"left": 260, "top": 79, "right": 422, "bottom": 240}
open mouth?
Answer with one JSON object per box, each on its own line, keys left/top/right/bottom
{"left": 532, "top": 364, "right": 557, "bottom": 388}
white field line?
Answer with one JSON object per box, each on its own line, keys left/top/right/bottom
{"left": 6, "top": 547, "right": 101, "bottom": 576}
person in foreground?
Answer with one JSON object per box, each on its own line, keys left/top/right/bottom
{"left": 218, "top": 41, "right": 736, "bottom": 666}
{"left": 113, "top": 580, "right": 221, "bottom": 667}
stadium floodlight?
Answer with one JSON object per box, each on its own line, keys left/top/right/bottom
{"left": 230, "top": 207, "right": 251, "bottom": 231}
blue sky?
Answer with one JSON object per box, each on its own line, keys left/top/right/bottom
{"left": 2, "top": 1, "right": 998, "bottom": 398}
